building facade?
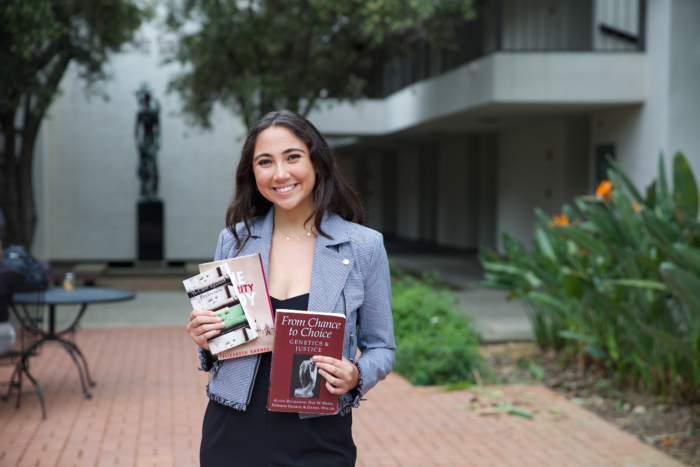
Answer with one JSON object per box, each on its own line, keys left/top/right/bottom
{"left": 29, "top": 0, "right": 700, "bottom": 261}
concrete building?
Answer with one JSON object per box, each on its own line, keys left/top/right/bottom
{"left": 29, "top": 0, "right": 700, "bottom": 261}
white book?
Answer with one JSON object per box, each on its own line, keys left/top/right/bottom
{"left": 198, "top": 254, "right": 275, "bottom": 360}
{"left": 183, "top": 263, "right": 258, "bottom": 355}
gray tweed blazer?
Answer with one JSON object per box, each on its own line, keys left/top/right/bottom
{"left": 198, "top": 207, "right": 396, "bottom": 416}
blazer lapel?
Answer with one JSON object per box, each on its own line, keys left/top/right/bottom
{"left": 247, "top": 208, "right": 352, "bottom": 314}
{"left": 308, "top": 214, "right": 352, "bottom": 314}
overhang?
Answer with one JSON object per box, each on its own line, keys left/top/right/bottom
{"left": 310, "top": 52, "right": 647, "bottom": 136}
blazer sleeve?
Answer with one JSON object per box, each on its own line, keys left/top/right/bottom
{"left": 352, "top": 232, "right": 396, "bottom": 406}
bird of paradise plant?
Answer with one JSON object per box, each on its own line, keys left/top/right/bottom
{"left": 477, "top": 152, "right": 700, "bottom": 402}
{"left": 549, "top": 214, "right": 569, "bottom": 227}
{"left": 595, "top": 180, "right": 613, "bottom": 201}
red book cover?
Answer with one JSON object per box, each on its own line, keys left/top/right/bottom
{"left": 267, "top": 310, "right": 346, "bottom": 414}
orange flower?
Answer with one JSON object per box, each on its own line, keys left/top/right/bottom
{"left": 632, "top": 201, "right": 641, "bottom": 213}
{"left": 596, "top": 180, "right": 613, "bottom": 200}
{"left": 550, "top": 214, "right": 569, "bottom": 227}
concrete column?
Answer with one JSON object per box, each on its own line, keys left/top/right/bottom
{"left": 418, "top": 145, "right": 438, "bottom": 242}
{"left": 396, "top": 146, "right": 420, "bottom": 240}
{"left": 477, "top": 134, "right": 497, "bottom": 249}
{"left": 382, "top": 151, "right": 398, "bottom": 236}
{"left": 363, "top": 152, "right": 384, "bottom": 232}
{"left": 436, "top": 137, "right": 474, "bottom": 249}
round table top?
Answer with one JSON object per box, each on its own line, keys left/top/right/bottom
{"left": 13, "top": 286, "right": 136, "bottom": 305}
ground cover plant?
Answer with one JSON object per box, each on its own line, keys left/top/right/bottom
{"left": 478, "top": 153, "right": 700, "bottom": 402}
{"left": 390, "top": 264, "right": 483, "bottom": 386}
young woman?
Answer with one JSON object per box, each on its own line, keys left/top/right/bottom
{"left": 187, "top": 110, "right": 396, "bottom": 466}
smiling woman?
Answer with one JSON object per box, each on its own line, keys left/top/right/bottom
{"left": 186, "top": 110, "right": 396, "bottom": 467}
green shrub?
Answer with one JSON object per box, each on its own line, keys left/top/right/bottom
{"left": 390, "top": 266, "right": 482, "bottom": 386}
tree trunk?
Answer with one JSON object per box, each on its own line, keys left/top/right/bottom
{"left": 0, "top": 51, "right": 70, "bottom": 250}
{"left": 0, "top": 113, "right": 39, "bottom": 249}
{"left": 18, "top": 132, "right": 37, "bottom": 250}
{"left": 0, "top": 115, "right": 26, "bottom": 247}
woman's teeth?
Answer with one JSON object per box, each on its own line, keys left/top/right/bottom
{"left": 275, "top": 184, "right": 296, "bottom": 193}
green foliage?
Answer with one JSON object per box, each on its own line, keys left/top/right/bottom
{"left": 389, "top": 265, "right": 482, "bottom": 386}
{"left": 0, "top": 0, "right": 153, "bottom": 248}
{"left": 0, "top": 0, "right": 153, "bottom": 114}
{"left": 479, "top": 152, "right": 700, "bottom": 402}
{"left": 163, "top": 0, "right": 476, "bottom": 128}
{"left": 517, "top": 359, "right": 545, "bottom": 380}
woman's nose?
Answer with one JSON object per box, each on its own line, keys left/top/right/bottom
{"left": 273, "top": 163, "right": 289, "bottom": 181}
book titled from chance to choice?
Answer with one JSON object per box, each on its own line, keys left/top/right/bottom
{"left": 198, "top": 254, "right": 275, "bottom": 360}
{"left": 267, "top": 310, "right": 346, "bottom": 414}
{"left": 183, "top": 263, "right": 258, "bottom": 355}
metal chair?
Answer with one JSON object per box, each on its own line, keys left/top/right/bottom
{"left": 0, "top": 269, "right": 47, "bottom": 419}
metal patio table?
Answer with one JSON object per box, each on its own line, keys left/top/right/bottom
{"left": 12, "top": 287, "right": 136, "bottom": 398}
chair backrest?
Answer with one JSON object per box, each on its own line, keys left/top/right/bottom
{"left": 2, "top": 246, "right": 49, "bottom": 290}
{"left": 0, "top": 322, "right": 16, "bottom": 356}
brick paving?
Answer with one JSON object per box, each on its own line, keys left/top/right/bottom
{"left": 0, "top": 328, "right": 686, "bottom": 467}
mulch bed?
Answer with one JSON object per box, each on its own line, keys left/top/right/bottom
{"left": 481, "top": 342, "right": 700, "bottom": 467}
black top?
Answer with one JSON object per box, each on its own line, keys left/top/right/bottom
{"left": 255, "top": 293, "right": 309, "bottom": 385}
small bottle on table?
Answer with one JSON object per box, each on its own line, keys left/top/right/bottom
{"left": 63, "top": 272, "right": 75, "bottom": 291}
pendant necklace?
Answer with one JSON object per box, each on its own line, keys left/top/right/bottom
{"left": 276, "top": 225, "right": 314, "bottom": 240}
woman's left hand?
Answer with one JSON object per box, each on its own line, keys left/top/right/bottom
{"left": 312, "top": 356, "right": 358, "bottom": 395}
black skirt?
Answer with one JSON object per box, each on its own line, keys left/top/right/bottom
{"left": 200, "top": 294, "right": 356, "bottom": 467}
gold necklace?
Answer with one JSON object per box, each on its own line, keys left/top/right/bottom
{"left": 275, "top": 225, "right": 315, "bottom": 240}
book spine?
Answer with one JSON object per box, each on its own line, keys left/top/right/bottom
{"left": 258, "top": 253, "right": 275, "bottom": 325}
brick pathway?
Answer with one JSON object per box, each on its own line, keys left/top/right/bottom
{"left": 0, "top": 328, "right": 685, "bottom": 467}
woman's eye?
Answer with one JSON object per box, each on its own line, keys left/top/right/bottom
{"left": 257, "top": 159, "right": 272, "bottom": 166}
{"left": 288, "top": 154, "right": 301, "bottom": 161}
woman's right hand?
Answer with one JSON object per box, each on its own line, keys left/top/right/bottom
{"left": 187, "top": 309, "right": 225, "bottom": 351}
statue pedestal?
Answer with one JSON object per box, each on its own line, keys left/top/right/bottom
{"left": 138, "top": 200, "right": 164, "bottom": 260}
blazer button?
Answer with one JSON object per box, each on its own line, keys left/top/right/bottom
{"left": 343, "top": 259, "right": 350, "bottom": 265}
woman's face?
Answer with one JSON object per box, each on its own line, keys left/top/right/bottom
{"left": 252, "top": 126, "right": 317, "bottom": 215}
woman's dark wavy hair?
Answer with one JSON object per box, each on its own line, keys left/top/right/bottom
{"left": 226, "top": 110, "right": 365, "bottom": 250}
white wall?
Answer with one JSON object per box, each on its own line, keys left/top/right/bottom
{"left": 497, "top": 119, "right": 573, "bottom": 251}
{"left": 667, "top": 0, "right": 700, "bottom": 168}
{"left": 34, "top": 19, "right": 247, "bottom": 261}
{"left": 590, "top": 0, "right": 700, "bottom": 193}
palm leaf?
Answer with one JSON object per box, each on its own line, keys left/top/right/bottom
{"left": 660, "top": 262, "right": 700, "bottom": 316}
{"left": 605, "top": 279, "right": 668, "bottom": 291}
{"left": 637, "top": 321, "right": 700, "bottom": 360}
{"left": 606, "top": 155, "right": 643, "bottom": 202}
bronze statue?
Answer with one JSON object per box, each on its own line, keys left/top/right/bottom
{"left": 135, "top": 83, "right": 161, "bottom": 200}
